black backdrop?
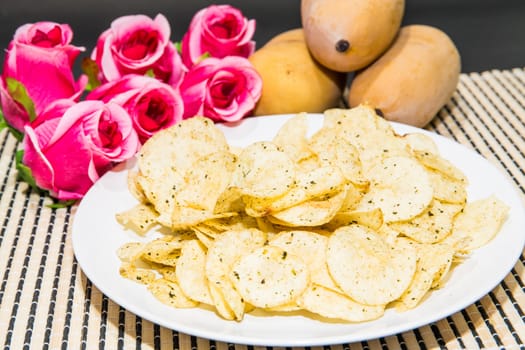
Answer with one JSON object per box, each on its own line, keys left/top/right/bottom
{"left": 1, "top": 0, "right": 524, "bottom": 73}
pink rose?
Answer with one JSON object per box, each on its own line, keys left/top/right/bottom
{"left": 181, "top": 5, "right": 255, "bottom": 68}
{"left": 0, "top": 21, "right": 86, "bottom": 133}
{"left": 23, "top": 99, "right": 139, "bottom": 200}
{"left": 87, "top": 74, "right": 184, "bottom": 143}
{"left": 92, "top": 14, "right": 185, "bottom": 87}
{"left": 180, "top": 56, "right": 262, "bottom": 122}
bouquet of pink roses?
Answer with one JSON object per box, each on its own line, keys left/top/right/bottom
{"left": 0, "top": 5, "right": 262, "bottom": 205}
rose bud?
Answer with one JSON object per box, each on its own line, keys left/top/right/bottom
{"left": 0, "top": 21, "right": 86, "bottom": 133}
{"left": 181, "top": 4, "right": 256, "bottom": 68}
{"left": 180, "top": 56, "right": 262, "bottom": 122}
{"left": 23, "top": 99, "right": 139, "bottom": 200}
{"left": 91, "top": 14, "right": 185, "bottom": 87}
{"left": 87, "top": 74, "right": 184, "bottom": 143}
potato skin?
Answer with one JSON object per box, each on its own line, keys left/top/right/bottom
{"left": 348, "top": 25, "right": 461, "bottom": 127}
{"left": 301, "top": 0, "right": 404, "bottom": 72}
{"left": 249, "top": 28, "right": 346, "bottom": 116}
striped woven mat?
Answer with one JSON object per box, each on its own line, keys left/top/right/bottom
{"left": 0, "top": 68, "right": 524, "bottom": 349}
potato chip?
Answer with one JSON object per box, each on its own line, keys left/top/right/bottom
{"left": 272, "top": 112, "right": 313, "bottom": 162}
{"left": 231, "top": 245, "right": 309, "bottom": 308}
{"left": 127, "top": 170, "right": 147, "bottom": 203}
{"left": 269, "top": 189, "right": 347, "bottom": 227}
{"left": 244, "top": 166, "right": 346, "bottom": 217}
{"left": 148, "top": 278, "right": 199, "bottom": 308}
{"left": 308, "top": 127, "right": 368, "bottom": 186}
{"left": 117, "top": 242, "right": 144, "bottom": 262}
{"left": 414, "top": 150, "right": 468, "bottom": 183}
{"left": 427, "top": 169, "right": 468, "bottom": 204}
{"left": 389, "top": 200, "right": 464, "bottom": 243}
{"left": 176, "top": 239, "right": 212, "bottom": 305}
{"left": 403, "top": 132, "right": 439, "bottom": 154}
{"left": 171, "top": 207, "right": 237, "bottom": 230}
{"left": 230, "top": 141, "right": 296, "bottom": 199}
{"left": 327, "top": 225, "right": 417, "bottom": 305}
{"left": 443, "top": 195, "right": 509, "bottom": 251}
{"left": 119, "top": 262, "right": 157, "bottom": 285}
{"left": 357, "top": 156, "right": 433, "bottom": 222}
{"left": 214, "top": 187, "right": 245, "bottom": 214}
{"left": 269, "top": 230, "right": 337, "bottom": 290}
{"left": 325, "top": 208, "right": 383, "bottom": 232}
{"left": 395, "top": 242, "right": 456, "bottom": 310}
{"left": 137, "top": 116, "right": 229, "bottom": 180}
{"left": 140, "top": 237, "right": 183, "bottom": 266}
{"left": 298, "top": 284, "right": 385, "bottom": 322}
{"left": 116, "top": 203, "right": 158, "bottom": 235}
{"left": 296, "top": 154, "right": 321, "bottom": 172}
{"left": 205, "top": 228, "right": 267, "bottom": 320}
{"left": 323, "top": 106, "right": 410, "bottom": 166}
{"left": 338, "top": 182, "right": 367, "bottom": 212}
{"left": 155, "top": 265, "right": 178, "bottom": 283}
{"left": 136, "top": 168, "right": 185, "bottom": 227}
{"left": 175, "top": 151, "right": 237, "bottom": 213}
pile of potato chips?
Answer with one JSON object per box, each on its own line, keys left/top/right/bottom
{"left": 115, "top": 105, "right": 509, "bottom": 322}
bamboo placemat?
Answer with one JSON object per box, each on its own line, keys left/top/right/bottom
{"left": 0, "top": 68, "right": 524, "bottom": 350}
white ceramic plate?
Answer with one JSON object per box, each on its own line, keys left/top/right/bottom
{"left": 72, "top": 114, "right": 525, "bottom": 347}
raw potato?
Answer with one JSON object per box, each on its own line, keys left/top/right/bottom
{"left": 301, "top": 0, "right": 405, "bottom": 72}
{"left": 348, "top": 25, "right": 461, "bottom": 127}
{"left": 249, "top": 28, "right": 346, "bottom": 115}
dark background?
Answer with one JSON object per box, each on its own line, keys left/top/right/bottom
{"left": 1, "top": 0, "right": 524, "bottom": 73}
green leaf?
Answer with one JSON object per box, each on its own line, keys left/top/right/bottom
{"left": 0, "top": 105, "right": 24, "bottom": 141}
{"left": 15, "top": 149, "right": 77, "bottom": 207}
{"left": 81, "top": 57, "right": 102, "bottom": 91}
{"left": 6, "top": 78, "right": 37, "bottom": 122}
{"left": 0, "top": 109, "right": 7, "bottom": 133}
{"left": 145, "top": 69, "right": 156, "bottom": 78}
{"left": 15, "top": 149, "right": 41, "bottom": 193}
{"left": 47, "top": 199, "right": 77, "bottom": 209}
{"left": 174, "top": 41, "right": 182, "bottom": 54}
{"left": 196, "top": 52, "right": 211, "bottom": 64}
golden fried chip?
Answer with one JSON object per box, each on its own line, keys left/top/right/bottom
{"left": 127, "top": 170, "right": 147, "bottom": 203}
{"left": 414, "top": 150, "right": 468, "bottom": 183}
{"left": 389, "top": 200, "right": 464, "bottom": 243}
{"left": 230, "top": 141, "right": 296, "bottom": 199}
{"left": 427, "top": 169, "right": 468, "bottom": 205}
{"left": 138, "top": 116, "right": 229, "bottom": 180}
{"left": 272, "top": 112, "right": 313, "bottom": 162}
{"left": 323, "top": 106, "right": 410, "bottom": 167}
{"left": 298, "top": 284, "right": 385, "bottom": 322}
{"left": 148, "top": 278, "right": 199, "bottom": 308}
{"left": 270, "top": 230, "right": 336, "bottom": 290}
{"left": 117, "top": 242, "right": 144, "bottom": 262}
{"left": 244, "top": 166, "right": 346, "bottom": 217}
{"left": 269, "top": 189, "right": 347, "bottom": 227}
{"left": 176, "top": 240, "right": 212, "bottom": 305}
{"left": 231, "top": 245, "right": 309, "bottom": 309}
{"left": 119, "top": 262, "right": 156, "bottom": 285}
{"left": 327, "top": 225, "right": 417, "bottom": 305}
{"left": 357, "top": 156, "right": 433, "bottom": 222}
{"left": 175, "top": 151, "right": 237, "bottom": 212}
{"left": 116, "top": 203, "right": 158, "bottom": 235}
{"left": 325, "top": 208, "right": 383, "bottom": 232}
{"left": 205, "top": 228, "right": 267, "bottom": 320}
{"left": 395, "top": 242, "right": 456, "bottom": 310}
{"left": 444, "top": 195, "right": 509, "bottom": 251}
{"left": 309, "top": 127, "right": 367, "bottom": 186}
{"left": 136, "top": 168, "right": 185, "bottom": 227}
{"left": 140, "top": 238, "right": 183, "bottom": 266}
{"left": 403, "top": 132, "right": 439, "bottom": 154}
